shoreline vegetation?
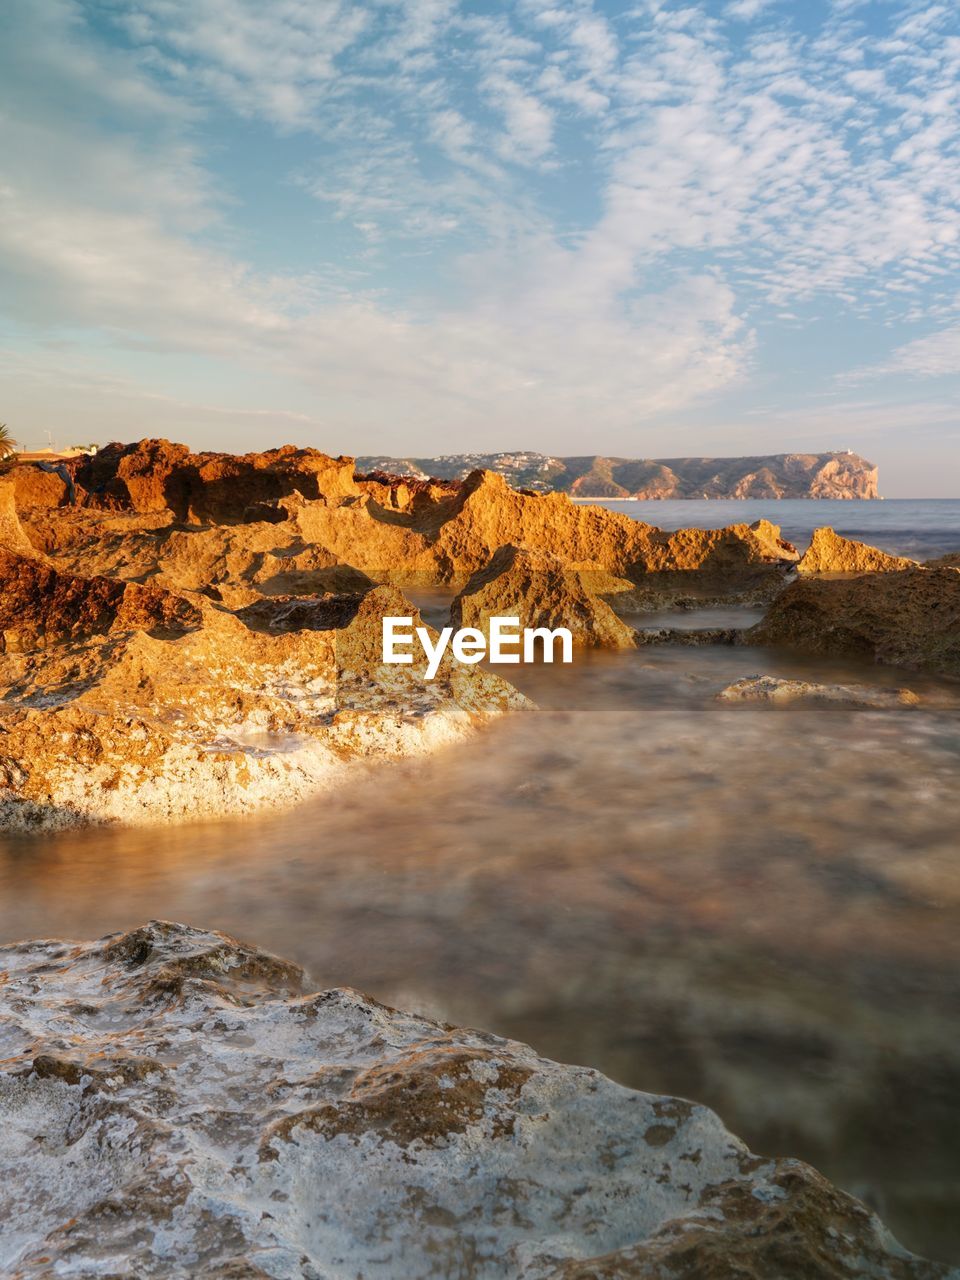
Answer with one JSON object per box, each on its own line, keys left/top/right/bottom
{"left": 1, "top": 439, "right": 959, "bottom": 1274}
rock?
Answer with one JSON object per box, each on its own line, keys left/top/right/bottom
{"left": 0, "top": 921, "right": 945, "bottom": 1279}
{"left": 0, "top": 476, "right": 35, "bottom": 556}
{"left": 0, "top": 575, "right": 525, "bottom": 829}
{"left": 69, "top": 439, "right": 360, "bottom": 522}
{"left": 450, "top": 545, "right": 637, "bottom": 650}
{"left": 926, "top": 551, "right": 960, "bottom": 569}
{"left": 7, "top": 463, "right": 73, "bottom": 509}
{"left": 0, "top": 548, "right": 201, "bottom": 654}
{"left": 718, "top": 676, "right": 920, "bottom": 708}
{"left": 429, "top": 471, "right": 799, "bottom": 581}
{"left": 797, "top": 527, "right": 917, "bottom": 573}
{"left": 748, "top": 568, "right": 960, "bottom": 676}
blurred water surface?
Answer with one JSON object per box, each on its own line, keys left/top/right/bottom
{"left": 2, "top": 637, "right": 959, "bottom": 1260}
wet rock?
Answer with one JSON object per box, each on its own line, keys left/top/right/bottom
{"left": 797, "top": 527, "right": 917, "bottom": 574}
{"left": 0, "top": 921, "right": 945, "bottom": 1280}
{"left": 718, "top": 676, "right": 920, "bottom": 708}
{"left": 450, "top": 544, "right": 637, "bottom": 649}
{"left": 747, "top": 568, "right": 960, "bottom": 676}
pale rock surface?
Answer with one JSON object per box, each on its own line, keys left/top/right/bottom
{"left": 718, "top": 675, "right": 920, "bottom": 708}
{"left": 0, "top": 922, "right": 948, "bottom": 1280}
{"left": 797, "top": 528, "right": 917, "bottom": 574}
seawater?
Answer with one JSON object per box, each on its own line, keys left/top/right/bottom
{"left": 1, "top": 501, "right": 959, "bottom": 1262}
{"left": 585, "top": 497, "right": 960, "bottom": 561}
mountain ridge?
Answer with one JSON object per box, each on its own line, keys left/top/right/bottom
{"left": 356, "top": 451, "right": 879, "bottom": 499}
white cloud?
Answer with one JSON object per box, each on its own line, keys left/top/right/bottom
{"left": 850, "top": 324, "right": 960, "bottom": 380}
{"left": 1, "top": 0, "right": 960, "bottom": 462}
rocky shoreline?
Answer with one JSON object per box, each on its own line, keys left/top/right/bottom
{"left": 0, "top": 920, "right": 951, "bottom": 1279}
{"left": 0, "top": 441, "right": 957, "bottom": 829}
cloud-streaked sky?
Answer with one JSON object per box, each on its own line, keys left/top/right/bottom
{"left": 1, "top": 0, "right": 958, "bottom": 494}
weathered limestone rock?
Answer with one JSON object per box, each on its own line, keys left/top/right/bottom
{"left": 797, "top": 527, "right": 917, "bottom": 574}
{"left": 0, "top": 571, "right": 525, "bottom": 829}
{"left": 0, "top": 475, "right": 35, "bottom": 555}
{"left": 67, "top": 438, "right": 360, "bottom": 522}
{"left": 0, "top": 549, "right": 201, "bottom": 654}
{"left": 430, "top": 472, "right": 799, "bottom": 581}
{"left": 450, "top": 545, "right": 637, "bottom": 649}
{"left": 718, "top": 675, "right": 920, "bottom": 708}
{"left": 0, "top": 922, "right": 945, "bottom": 1279}
{"left": 7, "top": 463, "right": 73, "bottom": 510}
{"left": 748, "top": 568, "right": 960, "bottom": 676}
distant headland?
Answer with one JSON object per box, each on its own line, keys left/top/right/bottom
{"left": 356, "top": 451, "right": 879, "bottom": 500}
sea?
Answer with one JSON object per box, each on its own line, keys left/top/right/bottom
{"left": 1, "top": 498, "right": 959, "bottom": 1262}
{"left": 582, "top": 497, "right": 960, "bottom": 562}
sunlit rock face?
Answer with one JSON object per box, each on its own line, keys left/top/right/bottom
{"left": 451, "top": 544, "right": 638, "bottom": 650}
{"left": 0, "top": 573, "right": 524, "bottom": 830}
{"left": 0, "top": 922, "right": 946, "bottom": 1280}
{"left": 797, "top": 527, "right": 917, "bottom": 574}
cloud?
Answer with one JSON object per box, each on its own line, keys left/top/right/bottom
{"left": 1, "top": 0, "right": 959, "bottom": 462}
{"left": 849, "top": 323, "right": 960, "bottom": 381}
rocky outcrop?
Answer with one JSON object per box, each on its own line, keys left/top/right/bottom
{"left": 0, "top": 571, "right": 524, "bottom": 829}
{"left": 0, "top": 475, "right": 34, "bottom": 556}
{"left": 0, "top": 549, "right": 201, "bottom": 654}
{"left": 0, "top": 921, "right": 945, "bottom": 1279}
{"left": 428, "top": 472, "right": 799, "bottom": 581}
{"left": 748, "top": 568, "right": 960, "bottom": 676}
{"left": 718, "top": 675, "right": 920, "bottom": 708}
{"left": 53, "top": 439, "right": 361, "bottom": 522}
{"left": 357, "top": 451, "right": 880, "bottom": 499}
{"left": 450, "top": 545, "right": 637, "bottom": 650}
{"left": 926, "top": 551, "right": 960, "bottom": 569}
{"left": 797, "top": 527, "right": 917, "bottom": 574}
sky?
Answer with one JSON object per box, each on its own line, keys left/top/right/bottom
{"left": 0, "top": 0, "right": 959, "bottom": 495}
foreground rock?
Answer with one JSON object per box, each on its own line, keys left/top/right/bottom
{"left": 747, "top": 568, "right": 960, "bottom": 676}
{"left": 451, "top": 545, "right": 637, "bottom": 650}
{"left": 797, "top": 527, "right": 917, "bottom": 574}
{"left": 0, "top": 921, "right": 945, "bottom": 1279}
{"left": 0, "top": 567, "right": 524, "bottom": 829}
{"left": 718, "top": 676, "right": 920, "bottom": 708}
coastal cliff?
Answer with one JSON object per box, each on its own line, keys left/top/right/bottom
{"left": 357, "top": 450, "right": 880, "bottom": 499}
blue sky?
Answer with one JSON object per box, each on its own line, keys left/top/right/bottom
{"left": 0, "top": 0, "right": 958, "bottom": 494}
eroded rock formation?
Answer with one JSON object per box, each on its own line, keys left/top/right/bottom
{"left": 718, "top": 675, "right": 920, "bottom": 708}
{"left": 0, "top": 567, "right": 524, "bottom": 828}
{"left": 747, "top": 568, "right": 960, "bottom": 676}
{"left": 0, "top": 921, "right": 945, "bottom": 1279}
{"left": 797, "top": 527, "right": 917, "bottom": 574}
{"left": 451, "top": 545, "right": 637, "bottom": 650}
